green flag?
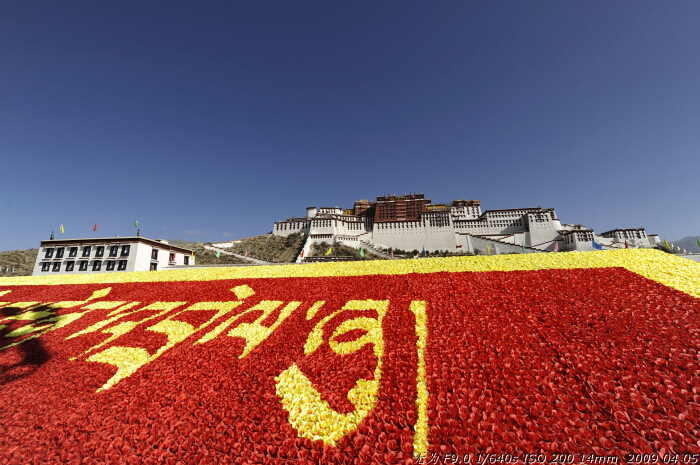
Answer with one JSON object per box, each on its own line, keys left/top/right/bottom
{"left": 697, "top": 237, "right": 700, "bottom": 248}
{"left": 360, "top": 248, "right": 365, "bottom": 257}
{"left": 216, "top": 251, "right": 220, "bottom": 258}
{"left": 521, "top": 243, "right": 525, "bottom": 253}
{"left": 135, "top": 220, "right": 139, "bottom": 227}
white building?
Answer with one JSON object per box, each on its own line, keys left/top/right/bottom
{"left": 32, "top": 233, "right": 195, "bottom": 276}
{"left": 272, "top": 194, "right": 661, "bottom": 256}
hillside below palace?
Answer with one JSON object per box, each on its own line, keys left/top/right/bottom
{"left": 268, "top": 194, "right": 661, "bottom": 257}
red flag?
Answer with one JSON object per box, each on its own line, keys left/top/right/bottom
{"left": 94, "top": 223, "right": 97, "bottom": 231}
{"left": 554, "top": 242, "right": 559, "bottom": 252}
{"left": 300, "top": 250, "right": 304, "bottom": 258}
{"left": 173, "top": 253, "right": 176, "bottom": 262}
{"left": 625, "top": 240, "right": 629, "bottom": 249}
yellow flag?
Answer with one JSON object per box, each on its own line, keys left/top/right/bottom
{"left": 664, "top": 239, "right": 670, "bottom": 250}
{"left": 325, "top": 247, "right": 332, "bottom": 256}
{"left": 487, "top": 244, "right": 491, "bottom": 255}
{"left": 60, "top": 224, "right": 64, "bottom": 234}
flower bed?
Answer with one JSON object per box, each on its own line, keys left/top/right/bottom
{"left": 1, "top": 249, "right": 699, "bottom": 464}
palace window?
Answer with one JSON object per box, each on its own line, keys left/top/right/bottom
{"left": 44, "top": 248, "right": 54, "bottom": 259}
{"left": 41, "top": 262, "right": 51, "bottom": 272}
{"left": 93, "top": 261, "right": 102, "bottom": 271}
{"left": 52, "top": 262, "right": 61, "bottom": 272}
{"left": 169, "top": 253, "right": 175, "bottom": 263}
{"left": 121, "top": 245, "right": 130, "bottom": 257}
{"left": 109, "top": 246, "right": 119, "bottom": 257}
{"left": 151, "top": 249, "right": 158, "bottom": 260}
{"left": 184, "top": 256, "right": 189, "bottom": 265}
{"left": 96, "top": 246, "right": 104, "bottom": 258}
{"left": 118, "top": 260, "right": 128, "bottom": 271}
{"left": 150, "top": 263, "right": 158, "bottom": 271}
{"left": 65, "top": 261, "right": 75, "bottom": 271}
{"left": 55, "top": 247, "right": 64, "bottom": 258}
{"left": 82, "top": 246, "right": 91, "bottom": 258}
{"left": 106, "top": 261, "right": 115, "bottom": 271}
{"left": 79, "top": 261, "right": 88, "bottom": 271}
{"left": 69, "top": 247, "right": 78, "bottom": 257}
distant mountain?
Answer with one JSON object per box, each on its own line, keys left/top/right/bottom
{"left": 668, "top": 236, "right": 700, "bottom": 254}
{"left": 0, "top": 248, "right": 39, "bottom": 277}
{"left": 164, "top": 239, "right": 200, "bottom": 248}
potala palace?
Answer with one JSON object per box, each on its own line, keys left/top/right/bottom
{"left": 269, "top": 194, "right": 661, "bottom": 257}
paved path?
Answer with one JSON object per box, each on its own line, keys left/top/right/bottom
{"left": 359, "top": 241, "right": 394, "bottom": 259}
{"left": 203, "top": 245, "right": 276, "bottom": 265}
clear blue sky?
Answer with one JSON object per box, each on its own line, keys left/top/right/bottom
{"left": 2, "top": 1, "right": 699, "bottom": 251}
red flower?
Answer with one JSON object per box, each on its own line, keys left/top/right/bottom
{"left": 1, "top": 267, "right": 699, "bottom": 462}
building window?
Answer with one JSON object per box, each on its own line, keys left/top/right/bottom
{"left": 151, "top": 249, "right": 158, "bottom": 260}
{"left": 106, "top": 261, "right": 115, "bottom": 271}
{"left": 82, "top": 246, "right": 91, "bottom": 257}
{"left": 52, "top": 262, "right": 61, "bottom": 272}
{"left": 121, "top": 245, "right": 130, "bottom": 257}
{"left": 66, "top": 261, "right": 75, "bottom": 271}
{"left": 96, "top": 246, "right": 105, "bottom": 258}
{"left": 55, "top": 247, "right": 64, "bottom": 258}
{"left": 150, "top": 263, "right": 158, "bottom": 271}
{"left": 109, "top": 246, "right": 119, "bottom": 257}
{"left": 69, "top": 247, "right": 78, "bottom": 257}
{"left": 169, "top": 253, "right": 175, "bottom": 263}
{"left": 184, "top": 256, "right": 189, "bottom": 265}
{"left": 79, "top": 261, "right": 88, "bottom": 271}
{"left": 92, "top": 261, "right": 102, "bottom": 271}
{"left": 118, "top": 260, "right": 128, "bottom": 271}
{"left": 41, "top": 262, "right": 51, "bottom": 272}
{"left": 44, "top": 248, "right": 54, "bottom": 259}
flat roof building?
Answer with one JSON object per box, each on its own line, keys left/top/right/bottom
{"left": 32, "top": 233, "right": 195, "bottom": 276}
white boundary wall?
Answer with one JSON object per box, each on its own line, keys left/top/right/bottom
{"left": 373, "top": 221, "right": 457, "bottom": 252}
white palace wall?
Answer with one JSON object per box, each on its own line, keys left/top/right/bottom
{"left": 372, "top": 221, "right": 457, "bottom": 252}
{"left": 273, "top": 221, "right": 310, "bottom": 237}
{"left": 527, "top": 218, "right": 559, "bottom": 247}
